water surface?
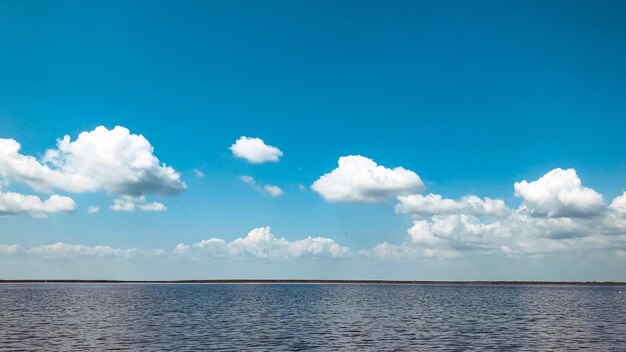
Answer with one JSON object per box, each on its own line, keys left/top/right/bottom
{"left": 1, "top": 284, "right": 625, "bottom": 351}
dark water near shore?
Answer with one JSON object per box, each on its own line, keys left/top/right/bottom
{"left": 1, "top": 284, "right": 625, "bottom": 351}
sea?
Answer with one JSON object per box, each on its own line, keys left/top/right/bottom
{"left": 1, "top": 283, "right": 625, "bottom": 351}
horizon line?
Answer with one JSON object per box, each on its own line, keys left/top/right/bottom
{"left": 1, "top": 279, "right": 625, "bottom": 286}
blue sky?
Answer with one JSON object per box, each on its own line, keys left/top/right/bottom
{"left": 1, "top": 0, "right": 625, "bottom": 280}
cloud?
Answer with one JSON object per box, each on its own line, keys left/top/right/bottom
{"left": 28, "top": 242, "right": 166, "bottom": 259}
{"left": 610, "top": 192, "right": 626, "bottom": 214}
{"left": 263, "top": 185, "right": 284, "bottom": 197}
{"left": 390, "top": 209, "right": 624, "bottom": 259}
{"left": 193, "top": 169, "right": 205, "bottom": 178}
{"left": 173, "top": 243, "right": 190, "bottom": 255}
{"left": 240, "top": 175, "right": 256, "bottom": 185}
{"left": 2, "top": 227, "right": 349, "bottom": 262}
{"left": 396, "top": 194, "right": 509, "bottom": 217}
{"left": 110, "top": 196, "right": 166, "bottom": 212}
{"left": 407, "top": 220, "right": 440, "bottom": 245}
{"left": 240, "top": 175, "right": 284, "bottom": 197}
{"left": 312, "top": 155, "right": 424, "bottom": 203}
{"left": 514, "top": 168, "right": 604, "bottom": 218}
{"left": 139, "top": 202, "right": 167, "bottom": 212}
{"left": 0, "top": 126, "right": 186, "bottom": 198}
{"left": 364, "top": 167, "right": 626, "bottom": 260}
{"left": 230, "top": 137, "right": 283, "bottom": 163}
{"left": 87, "top": 205, "right": 100, "bottom": 214}
{"left": 363, "top": 211, "right": 608, "bottom": 260}
{"left": 408, "top": 214, "right": 504, "bottom": 249}
{"left": 0, "top": 244, "right": 21, "bottom": 255}
{"left": 359, "top": 242, "right": 458, "bottom": 260}
{"left": 175, "top": 226, "right": 350, "bottom": 260}
{"left": 0, "top": 191, "right": 76, "bottom": 217}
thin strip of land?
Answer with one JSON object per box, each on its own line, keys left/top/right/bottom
{"left": 0, "top": 280, "right": 625, "bottom": 285}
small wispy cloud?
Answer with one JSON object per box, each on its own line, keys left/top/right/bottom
{"left": 264, "top": 185, "right": 284, "bottom": 197}
{"left": 240, "top": 175, "right": 284, "bottom": 197}
{"left": 110, "top": 196, "right": 167, "bottom": 212}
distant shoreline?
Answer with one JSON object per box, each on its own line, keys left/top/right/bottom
{"left": 1, "top": 280, "right": 625, "bottom": 286}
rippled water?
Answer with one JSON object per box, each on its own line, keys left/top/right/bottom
{"left": 1, "top": 284, "right": 625, "bottom": 351}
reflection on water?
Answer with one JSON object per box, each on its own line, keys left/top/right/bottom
{"left": 1, "top": 284, "right": 624, "bottom": 351}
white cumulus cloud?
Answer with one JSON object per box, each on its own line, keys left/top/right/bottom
{"left": 396, "top": 194, "right": 509, "bottom": 217}
{"left": 230, "top": 136, "right": 283, "bottom": 163}
{"left": 407, "top": 220, "right": 441, "bottom": 245}
{"left": 0, "top": 191, "right": 76, "bottom": 217}
{"left": 0, "top": 126, "right": 185, "bottom": 201}
{"left": 176, "top": 226, "right": 350, "bottom": 260}
{"left": 610, "top": 192, "right": 626, "bottom": 214}
{"left": 363, "top": 212, "right": 588, "bottom": 260}
{"left": 367, "top": 167, "right": 626, "bottom": 261}
{"left": 408, "top": 214, "right": 503, "bottom": 250}
{"left": 514, "top": 168, "right": 604, "bottom": 218}
{"left": 312, "top": 155, "right": 424, "bottom": 203}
